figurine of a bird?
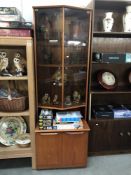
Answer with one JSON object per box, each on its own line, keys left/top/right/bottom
{"left": 13, "top": 52, "right": 26, "bottom": 76}
{"left": 0, "top": 51, "right": 12, "bottom": 76}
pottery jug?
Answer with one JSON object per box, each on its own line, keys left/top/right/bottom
{"left": 103, "top": 12, "right": 114, "bottom": 32}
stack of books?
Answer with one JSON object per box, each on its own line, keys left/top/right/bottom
{"left": 54, "top": 111, "right": 83, "bottom": 130}
{"left": 0, "top": 7, "right": 32, "bottom": 37}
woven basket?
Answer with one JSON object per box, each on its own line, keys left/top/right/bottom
{"left": 0, "top": 81, "right": 28, "bottom": 112}
{"left": 0, "top": 96, "right": 27, "bottom": 112}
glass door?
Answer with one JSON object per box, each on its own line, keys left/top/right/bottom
{"left": 64, "top": 8, "right": 90, "bottom": 108}
{"left": 34, "top": 7, "right": 63, "bottom": 108}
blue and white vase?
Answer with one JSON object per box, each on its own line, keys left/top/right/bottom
{"left": 123, "top": 6, "right": 131, "bottom": 32}
{"left": 103, "top": 12, "right": 114, "bottom": 32}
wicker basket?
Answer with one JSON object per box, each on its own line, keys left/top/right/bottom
{"left": 0, "top": 81, "right": 28, "bottom": 112}
{"left": 0, "top": 96, "right": 27, "bottom": 112}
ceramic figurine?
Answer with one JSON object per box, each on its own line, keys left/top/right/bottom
{"left": 13, "top": 52, "right": 26, "bottom": 76}
{"left": 40, "top": 16, "right": 50, "bottom": 40}
{"left": 70, "top": 21, "right": 80, "bottom": 39}
{"left": 52, "top": 69, "right": 62, "bottom": 86}
{"left": 41, "top": 93, "right": 50, "bottom": 105}
{"left": 53, "top": 94, "right": 59, "bottom": 105}
{"left": 73, "top": 91, "right": 81, "bottom": 104}
{"left": 65, "top": 95, "right": 72, "bottom": 106}
{"left": 123, "top": 6, "right": 131, "bottom": 32}
{"left": 103, "top": 12, "right": 114, "bottom": 32}
{"left": 0, "top": 51, "right": 12, "bottom": 76}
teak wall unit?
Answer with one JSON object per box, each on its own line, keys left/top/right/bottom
{"left": 89, "top": 0, "right": 131, "bottom": 154}
{"left": 33, "top": 6, "right": 91, "bottom": 169}
{"left": 0, "top": 37, "right": 35, "bottom": 167}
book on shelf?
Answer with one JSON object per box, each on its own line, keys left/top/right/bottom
{"left": 53, "top": 119, "right": 83, "bottom": 130}
{"left": 55, "top": 111, "right": 83, "bottom": 123}
{"left": 0, "top": 21, "right": 32, "bottom": 28}
{"left": 0, "top": 28, "right": 32, "bottom": 37}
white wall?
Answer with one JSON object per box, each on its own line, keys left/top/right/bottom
{"left": 0, "top": 0, "right": 22, "bottom": 13}
{"left": 0, "top": 0, "right": 92, "bottom": 22}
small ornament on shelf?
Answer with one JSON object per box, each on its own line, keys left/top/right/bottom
{"left": 52, "top": 94, "right": 59, "bottom": 105}
{"left": 13, "top": 52, "right": 26, "bottom": 76}
{"left": 38, "top": 109, "right": 53, "bottom": 130}
{"left": 73, "top": 91, "right": 81, "bottom": 104}
{"left": 40, "top": 16, "right": 50, "bottom": 40}
{"left": 0, "top": 51, "right": 12, "bottom": 76}
{"left": 103, "top": 12, "right": 114, "bottom": 32}
{"left": 41, "top": 93, "right": 51, "bottom": 105}
{"left": 70, "top": 21, "right": 81, "bottom": 39}
{"left": 52, "top": 68, "right": 62, "bottom": 86}
{"left": 93, "top": 52, "right": 102, "bottom": 62}
{"left": 65, "top": 95, "right": 72, "bottom": 106}
{"left": 123, "top": 6, "right": 131, "bottom": 32}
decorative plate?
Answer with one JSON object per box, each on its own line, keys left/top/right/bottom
{"left": 97, "top": 70, "right": 117, "bottom": 90}
{"left": 0, "top": 116, "right": 27, "bottom": 146}
{"left": 15, "top": 133, "right": 31, "bottom": 145}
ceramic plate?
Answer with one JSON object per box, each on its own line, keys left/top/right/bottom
{"left": 0, "top": 116, "right": 27, "bottom": 146}
{"left": 15, "top": 133, "right": 31, "bottom": 145}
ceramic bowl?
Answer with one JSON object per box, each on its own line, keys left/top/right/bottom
{"left": 15, "top": 133, "right": 31, "bottom": 148}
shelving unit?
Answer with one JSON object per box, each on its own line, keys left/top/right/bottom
{"left": 89, "top": 0, "right": 131, "bottom": 154}
{"left": 0, "top": 144, "right": 32, "bottom": 159}
{"left": 0, "top": 37, "right": 35, "bottom": 167}
{"left": 33, "top": 5, "right": 92, "bottom": 169}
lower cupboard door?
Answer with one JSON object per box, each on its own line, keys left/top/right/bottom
{"left": 62, "top": 131, "right": 88, "bottom": 167}
{"left": 35, "top": 132, "right": 62, "bottom": 169}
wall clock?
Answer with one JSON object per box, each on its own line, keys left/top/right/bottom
{"left": 128, "top": 71, "right": 131, "bottom": 84}
{"left": 97, "top": 70, "right": 117, "bottom": 90}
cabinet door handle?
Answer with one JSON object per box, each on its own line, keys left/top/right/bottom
{"left": 120, "top": 132, "right": 124, "bottom": 136}
{"left": 40, "top": 133, "right": 59, "bottom": 136}
{"left": 95, "top": 123, "right": 99, "bottom": 126}
{"left": 127, "top": 132, "right": 131, "bottom": 136}
{"left": 66, "top": 132, "right": 84, "bottom": 135}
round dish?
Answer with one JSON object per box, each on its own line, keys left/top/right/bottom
{"left": 97, "top": 70, "right": 117, "bottom": 90}
{"left": 15, "top": 133, "right": 31, "bottom": 147}
{"left": 0, "top": 116, "right": 27, "bottom": 146}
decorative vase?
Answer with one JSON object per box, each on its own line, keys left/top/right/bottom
{"left": 103, "top": 12, "right": 114, "bottom": 32}
{"left": 70, "top": 21, "right": 80, "bottom": 39}
{"left": 123, "top": 6, "right": 131, "bottom": 32}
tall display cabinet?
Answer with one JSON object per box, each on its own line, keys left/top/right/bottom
{"left": 33, "top": 6, "right": 92, "bottom": 169}
{"left": 89, "top": 0, "right": 131, "bottom": 154}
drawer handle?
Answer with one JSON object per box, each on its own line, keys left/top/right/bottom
{"left": 120, "top": 132, "right": 124, "bottom": 136}
{"left": 66, "top": 132, "right": 84, "bottom": 135}
{"left": 40, "top": 133, "right": 59, "bottom": 136}
{"left": 127, "top": 132, "right": 131, "bottom": 136}
{"left": 95, "top": 123, "right": 99, "bottom": 126}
